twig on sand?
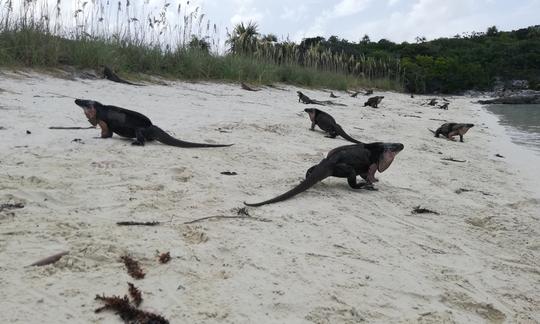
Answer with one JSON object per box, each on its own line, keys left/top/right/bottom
{"left": 116, "top": 221, "right": 160, "bottom": 226}
{"left": 28, "top": 251, "right": 69, "bottom": 267}
{"left": 455, "top": 188, "right": 492, "bottom": 196}
{"left": 49, "top": 126, "right": 96, "bottom": 130}
{"left": 455, "top": 188, "right": 473, "bottom": 194}
{"left": 442, "top": 157, "right": 466, "bottom": 163}
{"left": 183, "top": 215, "right": 271, "bottom": 224}
{"left": 184, "top": 206, "right": 270, "bottom": 224}
{"left": 412, "top": 206, "right": 440, "bottom": 215}
{"left": 400, "top": 114, "right": 422, "bottom": 118}
{"left": 0, "top": 202, "right": 24, "bottom": 212}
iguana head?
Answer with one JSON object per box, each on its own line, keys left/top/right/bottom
{"left": 304, "top": 108, "right": 318, "bottom": 121}
{"left": 455, "top": 123, "right": 474, "bottom": 135}
{"left": 75, "top": 99, "right": 99, "bottom": 126}
{"left": 365, "top": 142, "right": 404, "bottom": 172}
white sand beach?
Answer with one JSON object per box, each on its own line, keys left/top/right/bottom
{"left": 0, "top": 70, "right": 539, "bottom": 323}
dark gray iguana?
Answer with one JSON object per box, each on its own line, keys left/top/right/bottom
{"left": 297, "top": 91, "right": 347, "bottom": 107}
{"left": 304, "top": 108, "right": 362, "bottom": 144}
{"left": 244, "top": 142, "right": 404, "bottom": 206}
{"left": 103, "top": 67, "right": 143, "bottom": 86}
{"left": 364, "top": 96, "right": 384, "bottom": 108}
{"left": 297, "top": 91, "right": 325, "bottom": 105}
{"left": 430, "top": 123, "right": 474, "bottom": 142}
{"left": 74, "top": 99, "right": 233, "bottom": 147}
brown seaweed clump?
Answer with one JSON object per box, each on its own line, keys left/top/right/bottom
{"left": 121, "top": 255, "right": 146, "bottom": 279}
{"left": 94, "top": 294, "right": 168, "bottom": 324}
{"left": 158, "top": 252, "right": 171, "bottom": 264}
{"left": 128, "top": 282, "right": 143, "bottom": 307}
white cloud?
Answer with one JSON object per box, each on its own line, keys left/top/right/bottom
{"left": 230, "top": 0, "right": 264, "bottom": 24}
{"left": 340, "top": 0, "right": 504, "bottom": 42}
{"left": 280, "top": 5, "right": 308, "bottom": 21}
{"left": 297, "top": 0, "right": 372, "bottom": 40}
{"left": 331, "top": 0, "right": 372, "bottom": 18}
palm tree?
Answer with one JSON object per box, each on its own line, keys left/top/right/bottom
{"left": 260, "top": 33, "right": 277, "bottom": 43}
{"left": 188, "top": 35, "right": 211, "bottom": 53}
{"left": 226, "top": 21, "right": 259, "bottom": 54}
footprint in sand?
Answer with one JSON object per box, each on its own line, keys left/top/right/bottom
{"left": 440, "top": 291, "right": 506, "bottom": 323}
{"left": 182, "top": 226, "right": 209, "bottom": 244}
{"left": 305, "top": 305, "right": 364, "bottom": 323}
{"left": 90, "top": 160, "right": 125, "bottom": 169}
{"left": 171, "top": 167, "right": 193, "bottom": 182}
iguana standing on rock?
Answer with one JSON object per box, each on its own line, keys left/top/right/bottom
{"left": 304, "top": 108, "right": 362, "bottom": 144}
{"left": 431, "top": 123, "right": 474, "bottom": 142}
{"left": 364, "top": 96, "right": 384, "bottom": 108}
{"left": 74, "top": 99, "right": 233, "bottom": 147}
{"left": 244, "top": 142, "right": 404, "bottom": 206}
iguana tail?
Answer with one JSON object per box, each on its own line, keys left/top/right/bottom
{"left": 244, "top": 160, "right": 333, "bottom": 207}
{"left": 335, "top": 124, "right": 362, "bottom": 144}
{"left": 147, "top": 125, "right": 233, "bottom": 148}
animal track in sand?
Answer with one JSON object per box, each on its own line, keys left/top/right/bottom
{"left": 305, "top": 305, "right": 364, "bottom": 323}
{"left": 182, "top": 226, "right": 209, "bottom": 244}
{"left": 414, "top": 311, "right": 455, "bottom": 323}
{"left": 465, "top": 216, "right": 499, "bottom": 229}
{"left": 247, "top": 123, "right": 291, "bottom": 135}
{"left": 127, "top": 183, "right": 165, "bottom": 192}
{"left": 90, "top": 160, "right": 127, "bottom": 169}
{"left": 440, "top": 291, "right": 506, "bottom": 323}
{"left": 171, "top": 167, "right": 193, "bottom": 182}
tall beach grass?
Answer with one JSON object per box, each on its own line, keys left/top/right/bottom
{"left": 0, "top": 0, "right": 403, "bottom": 91}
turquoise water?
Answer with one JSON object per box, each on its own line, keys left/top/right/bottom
{"left": 486, "top": 104, "right": 540, "bottom": 153}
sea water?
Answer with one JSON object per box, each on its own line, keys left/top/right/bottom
{"left": 485, "top": 104, "right": 540, "bottom": 154}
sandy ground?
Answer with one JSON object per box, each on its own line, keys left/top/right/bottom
{"left": 0, "top": 70, "right": 539, "bottom": 323}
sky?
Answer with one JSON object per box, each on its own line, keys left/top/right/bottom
{"left": 7, "top": 0, "right": 540, "bottom": 44}
{"left": 193, "top": 0, "right": 540, "bottom": 43}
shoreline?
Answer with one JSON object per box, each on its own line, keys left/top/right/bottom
{"left": 477, "top": 104, "right": 540, "bottom": 199}
{"left": 0, "top": 72, "right": 539, "bottom": 323}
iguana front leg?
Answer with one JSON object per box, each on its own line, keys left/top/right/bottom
{"left": 98, "top": 120, "right": 113, "bottom": 138}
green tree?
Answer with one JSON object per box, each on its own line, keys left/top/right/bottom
{"left": 226, "top": 21, "right": 259, "bottom": 55}
{"left": 486, "top": 25, "right": 499, "bottom": 37}
{"left": 188, "top": 36, "right": 211, "bottom": 53}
